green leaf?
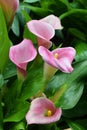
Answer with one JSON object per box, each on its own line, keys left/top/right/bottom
{"left": 21, "top": 4, "right": 52, "bottom": 17}
{"left": 60, "top": 9, "right": 87, "bottom": 35}
{"left": 76, "top": 119, "right": 87, "bottom": 129}
{"left": 75, "top": 0, "right": 87, "bottom": 8}
{"left": 61, "top": 85, "right": 87, "bottom": 118}
{"left": 68, "top": 28, "right": 87, "bottom": 41}
{"left": 0, "top": 75, "right": 4, "bottom": 89}
{"left": 3, "top": 79, "right": 22, "bottom": 115}
{"left": 3, "top": 60, "right": 16, "bottom": 79}
{"left": 75, "top": 41, "right": 87, "bottom": 62}
{"left": 45, "top": 72, "right": 68, "bottom": 97}
{"left": 11, "top": 14, "right": 20, "bottom": 36}
{"left": 63, "top": 100, "right": 87, "bottom": 118}
{"left": 67, "top": 120, "right": 85, "bottom": 130}
{"left": 41, "top": 0, "right": 71, "bottom": 16}
{"left": 21, "top": 9, "right": 31, "bottom": 22}
{"left": 59, "top": 0, "right": 72, "bottom": 9}
{"left": 0, "top": 7, "right": 11, "bottom": 73}
{"left": 4, "top": 100, "right": 29, "bottom": 122}
{"left": 56, "top": 81, "right": 84, "bottom": 109}
{"left": 48, "top": 0, "right": 69, "bottom": 16}
{"left": 9, "top": 121, "right": 26, "bottom": 130}
{"left": 20, "top": 56, "right": 44, "bottom": 101}
{"left": 46, "top": 60, "right": 87, "bottom": 109}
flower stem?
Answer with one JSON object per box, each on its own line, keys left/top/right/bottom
{"left": 44, "top": 63, "right": 57, "bottom": 82}
{"left": 16, "top": 67, "right": 26, "bottom": 97}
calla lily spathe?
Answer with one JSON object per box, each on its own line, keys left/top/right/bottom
{"left": 40, "top": 14, "right": 63, "bottom": 30}
{"left": 26, "top": 97, "right": 62, "bottom": 124}
{"left": 27, "top": 15, "right": 62, "bottom": 49}
{"left": 9, "top": 39, "right": 37, "bottom": 71}
{"left": 0, "top": 0, "right": 19, "bottom": 27}
{"left": 38, "top": 46, "right": 76, "bottom": 73}
{"left": 27, "top": 20, "right": 54, "bottom": 48}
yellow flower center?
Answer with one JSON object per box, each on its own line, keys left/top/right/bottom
{"left": 54, "top": 53, "right": 58, "bottom": 59}
{"left": 45, "top": 110, "right": 52, "bottom": 117}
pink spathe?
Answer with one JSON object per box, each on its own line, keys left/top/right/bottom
{"left": 27, "top": 20, "right": 54, "bottom": 48}
{"left": 38, "top": 46, "right": 76, "bottom": 73}
{"left": 9, "top": 39, "right": 37, "bottom": 70}
{"left": 40, "top": 14, "right": 63, "bottom": 30}
{"left": 27, "top": 14, "right": 62, "bottom": 49}
{"left": 26, "top": 97, "right": 62, "bottom": 124}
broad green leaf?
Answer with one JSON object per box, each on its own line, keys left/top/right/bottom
{"left": 67, "top": 120, "right": 85, "bottom": 130}
{"left": 61, "top": 85, "right": 87, "bottom": 118}
{"left": 20, "top": 56, "right": 45, "bottom": 101}
{"left": 68, "top": 28, "right": 87, "bottom": 41}
{"left": 45, "top": 72, "right": 69, "bottom": 97}
{"left": 3, "top": 79, "right": 21, "bottom": 111}
{"left": 9, "top": 121, "right": 26, "bottom": 130}
{"left": 3, "top": 60, "right": 16, "bottom": 79}
{"left": 55, "top": 81, "right": 84, "bottom": 109}
{"left": 76, "top": 119, "right": 87, "bottom": 129}
{"left": 75, "top": 41, "right": 87, "bottom": 62}
{"left": 0, "top": 75, "right": 4, "bottom": 89}
{"left": 11, "top": 14, "right": 20, "bottom": 36}
{"left": 4, "top": 100, "right": 29, "bottom": 122}
{"left": 46, "top": 60, "right": 87, "bottom": 109}
{"left": 63, "top": 100, "right": 87, "bottom": 118}
{"left": 0, "top": 7, "right": 11, "bottom": 72}
{"left": 12, "top": 8, "right": 26, "bottom": 37}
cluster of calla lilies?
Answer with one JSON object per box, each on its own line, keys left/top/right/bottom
{"left": 9, "top": 14, "right": 76, "bottom": 125}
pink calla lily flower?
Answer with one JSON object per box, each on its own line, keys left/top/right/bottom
{"left": 38, "top": 46, "right": 76, "bottom": 73}
{"left": 0, "top": 0, "right": 19, "bottom": 27}
{"left": 27, "top": 15, "right": 62, "bottom": 49}
{"left": 27, "top": 20, "right": 54, "bottom": 48}
{"left": 9, "top": 39, "right": 37, "bottom": 71}
{"left": 26, "top": 97, "right": 62, "bottom": 124}
{"left": 40, "top": 14, "right": 63, "bottom": 30}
